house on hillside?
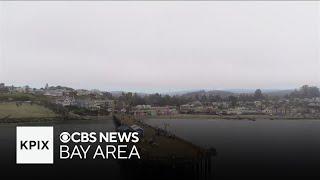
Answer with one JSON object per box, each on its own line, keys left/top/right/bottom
{"left": 55, "top": 96, "right": 76, "bottom": 107}
{"left": 262, "top": 108, "right": 273, "bottom": 115}
{"left": 75, "top": 98, "right": 113, "bottom": 111}
{"left": 44, "top": 89, "right": 64, "bottom": 97}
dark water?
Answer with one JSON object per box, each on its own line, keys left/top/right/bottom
{"left": 1, "top": 118, "right": 320, "bottom": 178}
{"left": 145, "top": 118, "right": 320, "bottom": 177}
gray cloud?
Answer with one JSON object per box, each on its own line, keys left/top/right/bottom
{"left": 0, "top": 1, "right": 319, "bottom": 92}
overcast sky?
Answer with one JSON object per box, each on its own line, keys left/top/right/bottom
{"left": 0, "top": 2, "right": 319, "bottom": 93}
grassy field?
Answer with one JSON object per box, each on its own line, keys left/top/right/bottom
{"left": 0, "top": 102, "right": 58, "bottom": 119}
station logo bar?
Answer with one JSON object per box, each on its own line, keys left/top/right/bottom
{"left": 16, "top": 126, "right": 54, "bottom": 164}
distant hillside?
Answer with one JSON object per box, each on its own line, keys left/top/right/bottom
{"left": 265, "top": 89, "right": 294, "bottom": 97}
{"left": 110, "top": 91, "right": 149, "bottom": 97}
{"left": 176, "top": 89, "right": 294, "bottom": 98}
{"left": 110, "top": 89, "right": 294, "bottom": 98}
{"left": 225, "top": 89, "right": 293, "bottom": 94}
{"left": 110, "top": 91, "right": 124, "bottom": 97}
{"left": 180, "top": 90, "right": 234, "bottom": 98}
{"left": 162, "top": 90, "right": 202, "bottom": 96}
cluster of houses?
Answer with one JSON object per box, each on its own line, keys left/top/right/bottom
{"left": 180, "top": 100, "right": 266, "bottom": 115}
{"left": 131, "top": 98, "right": 320, "bottom": 118}
{"left": 46, "top": 88, "right": 114, "bottom": 112}
{"left": 2, "top": 83, "right": 320, "bottom": 118}
{"left": 132, "top": 105, "right": 178, "bottom": 116}
{"left": 1, "top": 83, "right": 114, "bottom": 112}
{"left": 54, "top": 96, "right": 114, "bottom": 111}
{"left": 179, "top": 98, "right": 320, "bottom": 117}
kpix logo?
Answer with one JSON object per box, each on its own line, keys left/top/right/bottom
{"left": 16, "top": 126, "right": 54, "bottom": 164}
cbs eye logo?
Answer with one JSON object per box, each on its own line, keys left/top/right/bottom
{"left": 59, "top": 132, "right": 97, "bottom": 143}
{"left": 59, "top": 132, "right": 71, "bottom": 143}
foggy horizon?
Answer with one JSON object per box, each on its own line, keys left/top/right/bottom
{"left": 0, "top": 2, "right": 319, "bottom": 93}
{"left": 0, "top": 82, "right": 317, "bottom": 94}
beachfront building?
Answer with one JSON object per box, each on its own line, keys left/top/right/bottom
{"left": 132, "top": 105, "right": 177, "bottom": 116}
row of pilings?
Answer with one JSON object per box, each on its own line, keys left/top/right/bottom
{"left": 113, "top": 114, "right": 216, "bottom": 179}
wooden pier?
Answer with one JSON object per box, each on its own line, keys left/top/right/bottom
{"left": 113, "top": 115, "right": 216, "bottom": 179}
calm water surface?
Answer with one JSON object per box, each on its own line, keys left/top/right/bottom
{"left": 145, "top": 118, "right": 320, "bottom": 177}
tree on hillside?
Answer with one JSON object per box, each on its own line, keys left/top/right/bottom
{"left": 290, "top": 85, "right": 320, "bottom": 98}
{"left": 254, "top": 89, "right": 263, "bottom": 100}
{"left": 228, "top": 95, "right": 238, "bottom": 107}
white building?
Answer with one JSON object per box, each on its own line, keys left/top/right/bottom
{"left": 44, "top": 89, "right": 64, "bottom": 97}
{"left": 55, "top": 96, "right": 76, "bottom": 106}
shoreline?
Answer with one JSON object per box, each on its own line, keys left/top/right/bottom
{"left": 145, "top": 114, "right": 320, "bottom": 121}
{"left": 1, "top": 114, "right": 320, "bottom": 124}
{"left": 0, "top": 115, "right": 112, "bottom": 124}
